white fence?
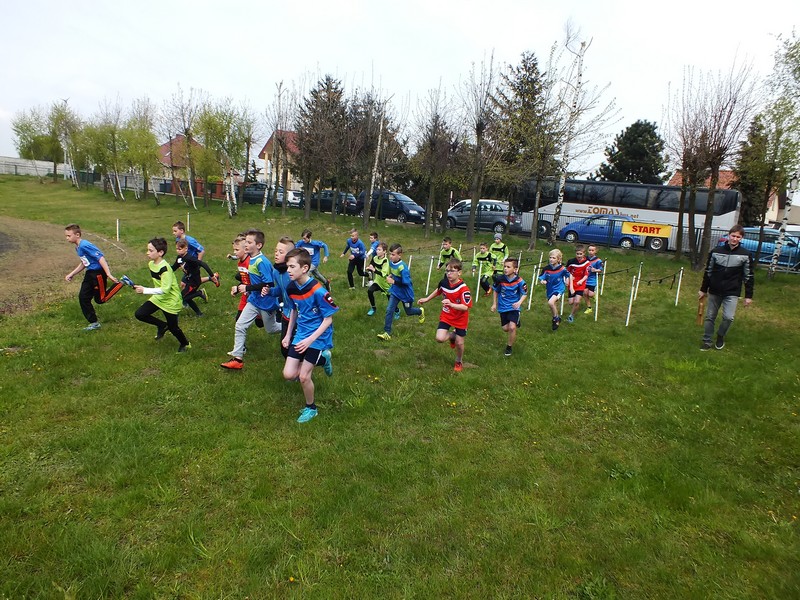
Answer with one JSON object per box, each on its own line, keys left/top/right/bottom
{"left": 0, "top": 157, "right": 66, "bottom": 177}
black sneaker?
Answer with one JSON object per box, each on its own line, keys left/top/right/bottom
{"left": 504, "top": 345, "right": 512, "bottom": 357}
{"left": 155, "top": 325, "right": 167, "bottom": 340}
{"left": 177, "top": 344, "right": 191, "bottom": 353}
{"left": 700, "top": 342, "right": 712, "bottom": 351}
{"left": 715, "top": 336, "right": 725, "bottom": 350}
{"left": 552, "top": 316, "right": 561, "bottom": 331}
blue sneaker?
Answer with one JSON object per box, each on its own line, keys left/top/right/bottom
{"left": 297, "top": 407, "right": 318, "bottom": 423}
{"left": 367, "top": 308, "right": 376, "bottom": 316}
{"left": 393, "top": 310, "right": 400, "bottom": 321}
{"left": 566, "top": 314, "right": 574, "bottom": 323}
{"left": 83, "top": 322, "right": 101, "bottom": 331}
{"left": 321, "top": 349, "right": 333, "bottom": 376}
{"left": 120, "top": 275, "right": 136, "bottom": 287}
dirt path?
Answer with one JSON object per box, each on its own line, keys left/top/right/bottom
{"left": 0, "top": 216, "right": 134, "bottom": 315}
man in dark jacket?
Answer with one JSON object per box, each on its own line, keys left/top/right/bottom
{"left": 698, "top": 224, "right": 754, "bottom": 350}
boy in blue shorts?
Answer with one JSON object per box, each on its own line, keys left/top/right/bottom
{"left": 491, "top": 257, "right": 528, "bottom": 356}
{"left": 296, "top": 229, "right": 330, "bottom": 291}
{"left": 584, "top": 244, "right": 603, "bottom": 315}
{"left": 538, "top": 249, "right": 570, "bottom": 331}
{"left": 377, "top": 243, "right": 425, "bottom": 340}
{"left": 64, "top": 223, "right": 123, "bottom": 331}
{"left": 282, "top": 248, "right": 339, "bottom": 423}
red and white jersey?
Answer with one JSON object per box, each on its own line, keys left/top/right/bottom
{"left": 434, "top": 277, "right": 472, "bottom": 330}
{"left": 566, "top": 257, "right": 591, "bottom": 292}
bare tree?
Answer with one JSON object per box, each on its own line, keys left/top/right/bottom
{"left": 162, "top": 85, "right": 206, "bottom": 210}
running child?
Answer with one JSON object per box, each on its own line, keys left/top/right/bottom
{"left": 584, "top": 244, "right": 603, "bottom": 315}
{"left": 365, "top": 241, "right": 396, "bottom": 317}
{"left": 566, "top": 245, "right": 591, "bottom": 323}
{"left": 173, "top": 239, "right": 217, "bottom": 317}
{"left": 491, "top": 257, "right": 528, "bottom": 356}
{"left": 489, "top": 233, "right": 509, "bottom": 270}
{"left": 281, "top": 248, "right": 339, "bottom": 423}
{"left": 269, "top": 236, "right": 295, "bottom": 358}
{"left": 418, "top": 258, "right": 472, "bottom": 372}
{"left": 472, "top": 242, "right": 497, "bottom": 296}
{"left": 365, "top": 231, "right": 380, "bottom": 259}
{"left": 228, "top": 233, "right": 263, "bottom": 332}
{"left": 64, "top": 223, "right": 123, "bottom": 331}
{"left": 437, "top": 237, "right": 462, "bottom": 270}
{"left": 296, "top": 229, "right": 330, "bottom": 290}
{"left": 377, "top": 243, "right": 425, "bottom": 340}
{"left": 220, "top": 229, "right": 280, "bottom": 370}
{"left": 340, "top": 228, "right": 367, "bottom": 289}
{"left": 133, "top": 237, "right": 191, "bottom": 352}
{"left": 538, "top": 249, "right": 570, "bottom": 331}
{"left": 172, "top": 221, "right": 205, "bottom": 260}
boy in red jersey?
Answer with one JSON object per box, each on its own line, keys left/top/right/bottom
{"left": 566, "top": 245, "right": 591, "bottom": 323}
{"left": 418, "top": 258, "right": 473, "bottom": 372}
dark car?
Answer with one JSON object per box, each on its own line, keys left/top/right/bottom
{"left": 241, "top": 182, "right": 269, "bottom": 204}
{"left": 301, "top": 190, "right": 357, "bottom": 214}
{"left": 446, "top": 199, "right": 522, "bottom": 234}
{"left": 557, "top": 215, "right": 651, "bottom": 250}
{"left": 719, "top": 226, "right": 800, "bottom": 268}
{"left": 357, "top": 190, "right": 426, "bottom": 224}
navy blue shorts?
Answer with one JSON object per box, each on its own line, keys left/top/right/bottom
{"left": 437, "top": 320, "right": 467, "bottom": 338}
{"left": 499, "top": 310, "right": 521, "bottom": 327}
{"left": 586, "top": 284, "right": 596, "bottom": 292}
{"left": 287, "top": 345, "right": 325, "bottom": 366}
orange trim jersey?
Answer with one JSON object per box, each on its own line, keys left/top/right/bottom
{"left": 432, "top": 277, "right": 472, "bottom": 330}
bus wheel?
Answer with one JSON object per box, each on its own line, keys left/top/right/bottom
{"left": 646, "top": 237, "right": 666, "bottom": 251}
{"left": 537, "top": 220, "right": 551, "bottom": 239}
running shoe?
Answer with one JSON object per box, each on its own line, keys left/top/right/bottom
{"left": 220, "top": 358, "right": 244, "bottom": 369}
{"left": 211, "top": 272, "right": 220, "bottom": 287}
{"left": 566, "top": 314, "right": 574, "bottom": 323}
{"left": 377, "top": 332, "right": 392, "bottom": 341}
{"left": 418, "top": 307, "right": 425, "bottom": 324}
{"left": 155, "top": 325, "right": 167, "bottom": 340}
{"left": 715, "top": 335, "right": 725, "bottom": 350}
{"left": 199, "top": 289, "right": 208, "bottom": 303}
{"left": 297, "top": 407, "right": 318, "bottom": 423}
{"left": 83, "top": 322, "right": 101, "bottom": 331}
{"left": 177, "top": 344, "right": 191, "bottom": 353}
{"left": 321, "top": 349, "right": 333, "bottom": 376}
{"left": 367, "top": 308, "right": 376, "bottom": 316}
{"left": 584, "top": 307, "right": 593, "bottom": 315}
{"left": 121, "top": 275, "right": 136, "bottom": 287}
{"left": 504, "top": 345, "right": 512, "bottom": 357}
{"left": 454, "top": 362, "right": 463, "bottom": 373}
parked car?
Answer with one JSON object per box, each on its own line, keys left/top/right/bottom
{"left": 287, "top": 190, "right": 303, "bottom": 208}
{"left": 357, "top": 190, "right": 426, "bottom": 224}
{"left": 241, "top": 182, "right": 269, "bottom": 204}
{"left": 300, "top": 190, "right": 358, "bottom": 214}
{"left": 719, "top": 226, "right": 800, "bottom": 268}
{"left": 558, "top": 215, "right": 650, "bottom": 250}
{"left": 446, "top": 199, "right": 522, "bottom": 234}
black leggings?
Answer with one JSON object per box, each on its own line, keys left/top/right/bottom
{"left": 135, "top": 301, "right": 189, "bottom": 346}
{"left": 367, "top": 282, "right": 389, "bottom": 309}
{"left": 347, "top": 257, "right": 366, "bottom": 288}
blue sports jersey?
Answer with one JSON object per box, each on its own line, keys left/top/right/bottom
{"left": 493, "top": 274, "right": 528, "bottom": 312}
{"left": 296, "top": 239, "right": 329, "bottom": 267}
{"left": 76, "top": 239, "right": 104, "bottom": 271}
{"left": 246, "top": 252, "right": 278, "bottom": 311}
{"left": 269, "top": 262, "right": 292, "bottom": 309}
{"left": 343, "top": 238, "right": 366, "bottom": 258}
{"left": 388, "top": 259, "right": 415, "bottom": 303}
{"left": 176, "top": 234, "right": 204, "bottom": 259}
{"left": 285, "top": 277, "right": 339, "bottom": 350}
{"left": 539, "top": 264, "right": 570, "bottom": 298}
{"left": 369, "top": 239, "right": 380, "bottom": 255}
{"left": 586, "top": 256, "right": 603, "bottom": 287}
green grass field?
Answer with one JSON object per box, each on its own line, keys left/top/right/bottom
{"left": 1, "top": 176, "right": 798, "bottom": 599}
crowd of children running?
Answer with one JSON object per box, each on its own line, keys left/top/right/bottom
{"left": 65, "top": 222, "right": 603, "bottom": 424}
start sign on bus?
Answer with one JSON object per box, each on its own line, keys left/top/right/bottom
{"left": 621, "top": 222, "right": 673, "bottom": 237}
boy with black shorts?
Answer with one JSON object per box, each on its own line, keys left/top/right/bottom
{"left": 566, "top": 245, "right": 591, "bottom": 323}
{"left": 491, "top": 257, "right": 528, "bottom": 356}
{"left": 173, "top": 239, "right": 217, "bottom": 316}
{"left": 418, "top": 258, "right": 472, "bottom": 372}
{"left": 282, "top": 248, "right": 339, "bottom": 423}
{"left": 584, "top": 244, "right": 603, "bottom": 315}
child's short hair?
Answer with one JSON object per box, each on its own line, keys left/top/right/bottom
{"left": 504, "top": 257, "right": 518, "bottom": 268}
{"left": 446, "top": 258, "right": 462, "bottom": 271}
{"left": 377, "top": 241, "right": 388, "bottom": 252}
{"left": 442, "top": 237, "right": 452, "bottom": 244}
{"left": 172, "top": 221, "right": 186, "bottom": 232}
{"left": 389, "top": 243, "right": 403, "bottom": 254}
{"left": 549, "top": 249, "right": 563, "bottom": 262}
{"left": 286, "top": 247, "right": 311, "bottom": 268}
{"left": 233, "top": 233, "right": 246, "bottom": 244}
{"left": 301, "top": 228, "right": 312, "bottom": 239}
{"left": 349, "top": 228, "right": 359, "bottom": 235}
{"left": 65, "top": 223, "right": 81, "bottom": 235}
{"left": 150, "top": 237, "right": 168, "bottom": 255}
{"left": 244, "top": 228, "right": 265, "bottom": 246}
{"left": 479, "top": 242, "right": 488, "bottom": 249}
{"left": 278, "top": 236, "right": 294, "bottom": 247}
{"left": 176, "top": 239, "right": 189, "bottom": 250}
{"left": 370, "top": 231, "right": 379, "bottom": 239}
{"left": 575, "top": 245, "right": 585, "bottom": 254}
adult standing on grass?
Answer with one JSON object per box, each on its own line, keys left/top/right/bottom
{"left": 699, "top": 224, "right": 754, "bottom": 351}
{"left": 64, "top": 223, "right": 123, "bottom": 331}
{"left": 133, "top": 237, "right": 191, "bottom": 352}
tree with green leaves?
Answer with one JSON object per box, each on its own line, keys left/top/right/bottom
{"left": 121, "top": 97, "right": 161, "bottom": 203}
{"left": 594, "top": 119, "right": 668, "bottom": 184}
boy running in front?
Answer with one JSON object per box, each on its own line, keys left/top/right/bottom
{"left": 539, "top": 249, "right": 570, "bottom": 331}
{"left": 491, "top": 257, "right": 528, "bottom": 356}
{"left": 566, "top": 245, "right": 591, "bottom": 323}
{"left": 282, "top": 248, "right": 338, "bottom": 423}
{"left": 377, "top": 243, "right": 425, "bottom": 340}
{"left": 418, "top": 258, "right": 472, "bottom": 372}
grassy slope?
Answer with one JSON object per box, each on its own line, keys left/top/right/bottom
{"left": 0, "top": 176, "right": 798, "bottom": 599}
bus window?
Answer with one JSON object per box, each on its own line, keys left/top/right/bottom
{"left": 584, "top": 182, "right": 615, "bottom": 205}
{"left": 693, "top": 191, "right": 709, "bottom": 213}
{"left": 614, "top": 186, "right": 647, "bottom": 208}
{"left": 716, "top": 190, "right": 740, "bottom": 216}
{"left": 650, "top": 189, "right": 680, "bottom": 210}
{"left": 564, "top": 182, "right": 584, "bottom": 203}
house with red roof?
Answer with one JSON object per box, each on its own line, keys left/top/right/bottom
{"left": 258, "top": 130, "right": 302, "bottom": 191}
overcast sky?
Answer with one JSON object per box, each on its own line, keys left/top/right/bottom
{"left": 0, "top": 0, "right": 792, "bottom": 174}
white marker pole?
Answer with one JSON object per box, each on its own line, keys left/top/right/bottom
{"left": 527, "top": 265, "right": 536, "bottom": 311}
{"left": 600, "top": 260, "right": 608, "bottom": 296}
{"left": 625, "top": 275, "right": 636, "bottom": 327}
{"left": 116, "top": 218, "right": 120, "bottom": 242}
{"left": 675, "top": 267, "right": 684, "bottom": 306}
{"left": 594, "top": 286, "right": 599, "bottom": 322}
{"left": 559, "top": 292, "right": 564, "bottom": 316}
{"left": 187, "top": 212, "right": 190, "bottom": 231}
{"left": 408, "top": 254, "right": 413, "bottom": 272}
{"left": 476, "top": 262, "right": 483, "bottom": 303}
{"left": 634, "top": 261, "right": 643, "bottom": 301}
{"left": 425, "top": 256, "right": 435, "bottom": 295}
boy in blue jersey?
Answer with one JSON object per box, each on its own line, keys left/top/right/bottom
{"left": 340, "top": 228, "right": 367, "bottom": 289}
{"left": 296, "top": 229, "right": 330, "bottom": 291}
{"left": 269, "top": 236, "right": 295, "bottom": 359}
{"left": 172, "top": 221, "right": 204, "bottom": 260}
{"left": 491, "top": 257, "right": 528, "bottom": 356}
{"left": 584, "top": 244, "right": 603, "bottom": 315}
{"left": 365, "top": 231, "right": 380, "bottom": 260}
{"left": 64, "top": 223, "right": 123, "bottom": 331}
{"left": 377, "top": 243, "right": 425, "bottom": 340}
{"left": 220, "top": 229, "right": 280, "bottom": 370}
{"left": 282, "top": 248, "right": 339, "bottom": 423}
{"left": 538, "top": 249, "right": 570, "bottom": 331}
